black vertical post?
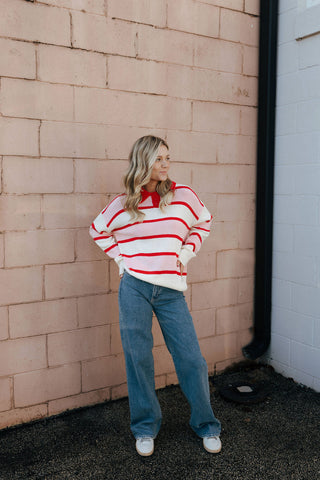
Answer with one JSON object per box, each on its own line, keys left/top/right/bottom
{"left": 242, "top": 0, "right": 279, "bottom": 360}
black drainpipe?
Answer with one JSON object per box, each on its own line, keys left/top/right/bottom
{"left": 242, "top": 0, "right": 279, "bottom": 360}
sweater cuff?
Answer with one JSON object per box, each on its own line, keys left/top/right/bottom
{"left": 114, "top": 255, "right": 125, "bottom": 276}
{"left": 178, "top": 246, "right": 196, "bottom": 266}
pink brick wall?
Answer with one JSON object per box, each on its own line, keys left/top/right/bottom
{"left": 0, "top": 0, "right": 259, "bottom": 429}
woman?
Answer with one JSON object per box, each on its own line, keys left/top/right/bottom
{"left": 89, "top": 135, "right": 221, "bottom": 456}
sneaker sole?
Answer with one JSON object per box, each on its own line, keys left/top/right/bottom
{"left": 203, "top": 443, "right": 222, "bottom": 454}
{"left": 136, "top": 446, "right": 154, "bottom": 457}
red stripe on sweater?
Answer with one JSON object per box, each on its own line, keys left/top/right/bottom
{"left": 193, "top": 227, "right": 210, "bottom": 232}
{"left": 129, "top": 268, "right": 187, "bottom": 276}
{"left": 112, "top": 217, "right": 190, "bottom": 233}
{"left": 106, "top": 209, "right": 125, "bottom": 228}
{"left": 104, "top": 244, "right": 117, "bottom": 253}
{"left": 91, "top": 223, "right": 99, "bottom": 233}
{"left": 118, "top": 234, "right": 183, "bottom": 244}
{"left": 102, "top": 194, "right": 125, "bottom": 215}
{"left": 185, "top": 242, "right": 197, "bottom": 252}
{"left": 189, "top": 232, "right": 203, "bottom": 243}
{"left": 170, "top": 202, "right": 199, "bottom": 220}
{"left": 94, "top": 235, "right": 112, "bottom": 241}
{"left": 174, "top": 185, "right": 204, "bottom": 207}
{"left": 122, "top": 252, "right": 178, "bottom": 258}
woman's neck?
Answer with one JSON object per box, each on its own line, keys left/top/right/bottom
{"left": 143, "top": 180, "right": 158, "bottom": 192}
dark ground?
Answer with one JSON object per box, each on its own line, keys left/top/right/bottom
{"left": 0, "top": 363, "right": 319, "bottom": 480}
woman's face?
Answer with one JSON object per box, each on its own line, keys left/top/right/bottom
{"left": 149, "top": 144, "right": 170, "bottom": 183}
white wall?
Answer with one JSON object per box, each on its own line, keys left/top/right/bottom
{"left": 267, "top": 0, "right": 320, "bottom": 391}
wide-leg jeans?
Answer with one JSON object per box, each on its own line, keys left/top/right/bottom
{"left": 118, "top": 271, "right": 221, "bottom": 440}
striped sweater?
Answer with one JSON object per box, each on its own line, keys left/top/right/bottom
{"left": 89, "top": 183, "right": 212, "bottom": 291}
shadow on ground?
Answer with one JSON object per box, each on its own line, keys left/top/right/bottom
{"left": 0, "top": 364, "right": 319, "bottom": 480}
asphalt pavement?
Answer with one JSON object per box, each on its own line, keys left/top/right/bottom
{"left": 0, "top": 363, "right": 319, "bottom": 480}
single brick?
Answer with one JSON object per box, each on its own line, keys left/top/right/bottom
{"left": 168, "top": 0, "right": 219, "bottom": 37}
{"left": 217, "top": 134, "right": 257, "bottom": 164}
{"left": 9, "top": 299, "right": 77, "bottom": 338}
{"left": 3, "top": 157, "right": 73, "bottom": 194}
{"left": 76, "top": 228, "right": 107, "bottom": 262}
{"left": 75, "top": 159, "right": 127, "bottom": 194}
{"left": 107, "top": 56, "right": 167, "bottom": 95}
{"left": 194, "top": 37, "right": 242, "bottom": 73}
{"left": 192, "top": 279, "right": 238, "bottom": 310}
{"left": 0, "top": 336, "right": 46, "bottom": 376}
{"left": 191, "top": 164, "right": 241, "bottom": 193}
{"left": 37, "top": 44, "right": 106, "bottom": 87}
{"left": 137, "top": 24, "right": 194, "bottom": 66}
{"left": 199, "top": 332, "right": 238, "bottom": 365}
{"left": 0, "top": 404, "right": 47, "bottom": 430}
{"left": 0, "top": 195, "right": 41, "bottom": 231}
{"left": 0, "top": 118, "right": 39, "bottom": 156}
{"left": 216, "top": 194, "right": 255, "bottom": 222}
{"left": 14, "top": 364, "right": 81, "bottom": 407}
{"left": 40, "top": 121, "right": 108, "bottom": 159}
{"left": 82, "top": 354, "right": 127, "bottom": 391}
{"left": 191, "top": 309, "right": 216, "bottom": 339}
{"left": 187, "top": 251, "right": 216, "bottom": 283}
{"left": 245, "top": 0, "right": 260, "bottom": 15}
{"left": 1, "top": 79, "right": 73, "bottom": 122}
{"left": 241, "top": 106, "right": 258, "bottom": 135}
{"left": 0, "top": 38, "right": 36, "bottom": 79}
{"left": 72, "top": 11, "right": 136, "bottom": 56}
{"left": 48, "top": 325, "right": 110, "bottom": 366}
{"left": 78, "top": 293, "right": 119, "bottom": 327}
{"left": 166, "top": 130, "right": 218, "bottom": 164}
{"left": 193, "top": 102, "right": 240, "bottom": 134}
{"left": 45, "top": 261, "right": 109, "bottom": 299}
{"left": 0, "top": 0, "right": 70, "bottom": 46}
{"left": 42, "top": 193, "right": 107, "bottom": 229}
{"left": 220, "top": 9, "right": 259, "bottom": 46}
{"left": 0, "top": 267, "right": 42, "bottom": 307}
{"left": 5, "top": 230, "right": 75, "bottom": 268}
{"left": 243, "top": 45, "right": 259, "bottom": 76}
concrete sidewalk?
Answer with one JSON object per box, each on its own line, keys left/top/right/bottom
{"left": 0, "top": 364, "right": 319, "bottom": 480}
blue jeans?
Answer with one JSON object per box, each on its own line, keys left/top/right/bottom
{"left": 118, "top": 271, "right": 221, "bottom": 439}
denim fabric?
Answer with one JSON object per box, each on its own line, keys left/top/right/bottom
{"left": 118, "top": 271, "right": 221, "bottom": 440}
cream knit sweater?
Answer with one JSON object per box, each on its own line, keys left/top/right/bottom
{"left": 89, "top": 184, "right": 212, "bottom": 291}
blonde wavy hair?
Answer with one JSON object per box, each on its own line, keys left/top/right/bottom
{"left": 123, "top": 135, "right": 174, "bottom": 220}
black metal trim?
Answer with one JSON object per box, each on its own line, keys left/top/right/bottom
{"left": 242, "top": 0, "right": 279, "bottom": 360}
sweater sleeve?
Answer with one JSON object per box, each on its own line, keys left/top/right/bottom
{"left": 89, "top": 199, "right": 125, "bottom": 275}
{"left": 178, "top": 204, "right": 213, "bottom": 266}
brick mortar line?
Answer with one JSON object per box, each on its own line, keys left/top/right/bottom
{"left": 0, "top": 45, "right": 259, "bottom": 77}
{"left": 0, "top": 23, "right": 259, "bottom": 51}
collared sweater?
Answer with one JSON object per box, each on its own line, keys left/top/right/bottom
{"left": 89, "top": 183, "right": 212, "bottom": 291}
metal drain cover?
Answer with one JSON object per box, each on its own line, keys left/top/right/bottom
{"left": 219, "top": 382, "right": 268, "bottom": 404}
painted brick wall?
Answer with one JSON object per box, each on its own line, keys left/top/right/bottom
{"left": 267, "top": 0, "right": 320, "bottom": 392}
{"left": 0, "top": 0, "right": 259, "bottom": 428}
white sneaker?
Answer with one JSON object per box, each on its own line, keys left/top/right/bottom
{"left": 135, "top": 437, "right": 154, "bottom": 456}
{"left": 203, "top": 436, "right": 221, "bottom": 453}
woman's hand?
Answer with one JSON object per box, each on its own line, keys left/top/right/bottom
{"left": 176, "top": 260, "right": 184, "bottom": 275}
